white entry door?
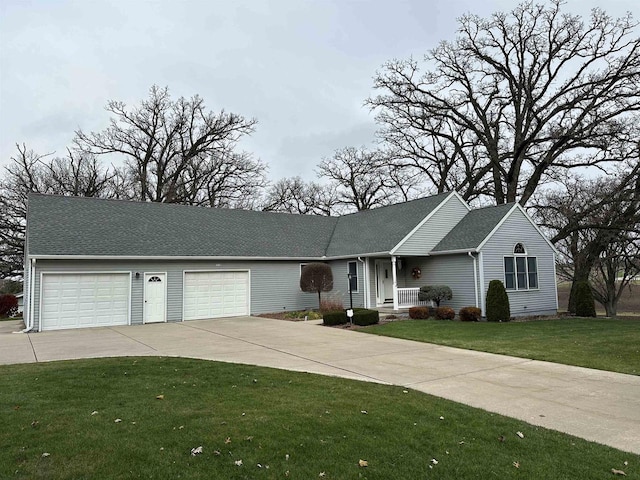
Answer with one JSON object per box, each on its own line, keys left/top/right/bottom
{"left": 376, "top": 261, "right": 394, "bottom": 304}
{"left": 144, "top": 273, "right": 166, "bottom": 323}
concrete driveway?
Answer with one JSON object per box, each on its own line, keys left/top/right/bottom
{"left": 2, "top": 316, "right": 639, "bottom": 455}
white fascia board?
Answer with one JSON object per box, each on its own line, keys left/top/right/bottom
{"left": 31, "top": 253, "right": 391, "bottom": 262}
{"left": 451, "top": 191, "right": 472, "bottom": 211}
{"left": 475, "top": 204, "right": 520, "bottom": 251}
{"left": 428, "top": 248, "right": 476, "bottom": 256}
{"left": 475, "top": 203, "right": 559, "bottom": 255}
{"left": 390, "top": 191, "right": 455, "bottom": 255}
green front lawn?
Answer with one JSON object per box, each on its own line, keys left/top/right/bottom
{"left": 363, "top": 318, "right": 640, "bottom": 375}
{"left": 1, "top": 357, "right": 637, "bottom": 479}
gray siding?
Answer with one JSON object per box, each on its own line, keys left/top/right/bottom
{"left": 480, "top": 208, "right": 557, "bottom": 317}
{"left": 31, "top": 259, "right": 322, "bottom": 331}
{"left": 397, "top": 254, "right": 477, "bottom": 311}
{"left": 328, "top": 259, "right": 365, "bottom": 309}
{"left": 393, "top": 194, "right": 469, "bottom": 256}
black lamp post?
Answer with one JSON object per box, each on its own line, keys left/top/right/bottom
{"left": 347, "top": 272, "right": 354, "bottom": 325}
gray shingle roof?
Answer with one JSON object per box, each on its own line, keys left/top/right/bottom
{"left": 27, "top": 194, "right": 338, "bottom": 257}
{"left": 26, "top": 192, "right": 454, "bottom": 258}
{"left": 325, "top": 192, "right": 451, "bottom": 256}
{"left": 432, "top": 203, "right": 515, "bottom": 252}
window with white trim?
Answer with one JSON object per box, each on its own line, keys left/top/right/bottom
{"left": 347, "top": 261, "right": 358, "bottom": 292}
{"left": 504, "top": 243, "right": 538, "bottom": 290}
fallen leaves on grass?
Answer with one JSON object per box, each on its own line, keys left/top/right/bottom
{"left": 90, "top": 411, "right": 98, "bottom": 416}
{"left": 190, "top": 446, "right": 203, "bottom": 456}
{"left": 359, "top": 459, "right": 368, "bottom": 467}
{"left": 156, "top": 394, "right": 164, "bottom": 400}
{"left": 516, "top": 431, "right": 524, "bottom": 438}
{"left": 234, "top": 459, "right": 243, "bottom": 466}
{"left": 319, "top": 472, "right": 325, "bottom": 477}
{"left": 225, "top": 437, "right": 232, "bottom": 444}
{"left": 30, "top": 420, "right": 39, "bottom": 428}
{"left": 431, "top": 458, "right": 438, "bottom": 465}
{"left": 611, "top": 468, "right": 626, "bottom": 476}
{"left": 498, "top": 435, "right": 506, "bottom": 442}
{"left": 114, "top": 418, "right": 122, "bottom": 423}
{"left": 360, "top": 410, "right": 368, "bottom": 414}
{"left": 513, "top": 461, "right": 520, "bottom": 468}
{"left": 41, "top": 452, "right": 50, "bottom": 458}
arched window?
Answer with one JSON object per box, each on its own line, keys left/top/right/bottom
{"left": 148, "top": 276, "right": 162, "bottom": 282}
{"left": 504, "top": 243, "right": 537, "bottom": 291}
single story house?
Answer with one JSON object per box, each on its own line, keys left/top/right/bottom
{"left": 22, "top": 191, "right": 558, "bottom": 331}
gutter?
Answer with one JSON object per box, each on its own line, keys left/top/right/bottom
{"left": 468, "top": 252, "right": 479, "bottom": 309}
{"left": 21, "top": 258, "right": 36, "bottom": 333}
{"left": 357, "top": 257, "right": 368, "bottom": 308}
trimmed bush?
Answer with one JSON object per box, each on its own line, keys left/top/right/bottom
{"left": 0, "top": 294, "right": 18, "bottom": 317}
{"left": 322, "top": 308, "right": 379, "bottom": 326}
{"left": 459, "top": 306, "right": 481, "bottom": 322}
{"left": 322, "top": 311, "right": 348, "bottom": 326}
{"left": 486, "top": 280, "right": 510, "bottom": 322}
{"left": 409, "top": 306, "right": 433, "bottom": 319}
{"left": 418, "top": 285, "right": 453, "bottom": 306}
{"left": 435, "top": 306, "right": 455, "bottom": 320}
{"left": 574, "top": 281, "right": 596, "bottom": 317}
{"left": 353, "top": 309, "right": 380, "bottom": 326}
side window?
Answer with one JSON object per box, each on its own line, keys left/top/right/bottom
{"left": 348, "top": 261, "right": 358, "bottom": 292}
{"left": 504, "top": 257, "right": 516, "bottom": 290}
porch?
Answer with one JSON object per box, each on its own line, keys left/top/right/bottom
{"left": 372, "top": 256, "right": 434, "bottom": 310}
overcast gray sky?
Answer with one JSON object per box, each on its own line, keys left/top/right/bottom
{"left": 0, "top": 0, "right": 636, "bottom": 182}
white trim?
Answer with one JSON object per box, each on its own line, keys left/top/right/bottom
{"left": 143, "top": 272, "right": 167, "bottom": 324}
{"left": 477, "top": 204, "right": 559, "bottom": 255}
{"left": 182, "top": 269, "right": 251, "bottom": 321}
{"left": 358, "top": 257, "right": 368, "bottom": 308}
{"left": 468, "top": 252, "right": 479, "bottom": 309}
{"left": 389, "top": 191, "right": 470, "bottom": 255}
{"left": 553, "top": 252, "right": 559, "bottom": 312}
{"left": 392, "top": 256, "right": 398, "bottom": 311}
{"left": 27, "top": 258, "right": 36, "bottom": 332}
{"left": 479, "top": 252, "right": 486, "bottom": 316}
{"left": 38, "top": 271, "right": 132, "bottom": 332}
{"left": 29, "top": 252, "right": 392, "bottom": 261}
{"left": 503, "top": 255, "right": 539, "bottom": 291}
{"left": 428, "top": 248, "right": 475, "bottom": 256}
{"left": 347, "top": 260, "right": 359, "bottom": 294}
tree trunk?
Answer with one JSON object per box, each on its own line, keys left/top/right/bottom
{"left": 568, "top": 268, "right": 590, "bottom": 314}
{"left": 604, "top": 300, "right": 617, "bottom": 317}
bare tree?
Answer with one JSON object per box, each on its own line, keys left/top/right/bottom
{"left": 533, "top": 160, "right": 640, "bottom": 313}
{"left": 316, "top": 146, "right": 397, "bottom": 211}
{"left": 591, "top": 233, "right": 640, "bottom": 316}
{"left": 74, "top": 85, "right": 263, "bottom": 206}
{"left": 0, "top": 144, "right": 117, "bottom": 277}
{"left": 368, "top": 1, "right": 640, "bottom": 204}
{"left": 261, "top": 177, "right": 338, "bottom": 215}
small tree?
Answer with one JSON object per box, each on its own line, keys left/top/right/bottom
{"left": 300, "top": 263, "right": 334, "bottom": 309}
{"left": 574, "top": 281, "right": 597, "bottom": 317}
{"left": 486, "top": 280, "right": 510, "bottom": 322}
{"left": 418, "top": 285, "right": 452, "bottom": 306}
{"left": 0, "top": 294, "right": 18, "bottom": 317}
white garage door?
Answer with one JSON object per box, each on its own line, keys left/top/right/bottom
{"left": 41, "top": 273, "right": 130, "bottom": 331}
{"left": 183, "top": 271, "right": 249, "bottom": 320}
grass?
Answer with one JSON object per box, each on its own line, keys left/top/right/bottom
{"left": 0, "top": 358, "right": 637, "bottom": 479}
{"left": 363, "top": 318, "right": 640, "bottom": 375}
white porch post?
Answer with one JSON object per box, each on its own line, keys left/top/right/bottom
{"left": 392, "top": 256, "right": 399, "bottom": 311}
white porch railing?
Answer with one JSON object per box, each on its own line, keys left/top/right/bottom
{"left": 397, "top": 287, "right": 434, "bottom": 308}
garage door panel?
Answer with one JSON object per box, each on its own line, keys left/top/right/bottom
{"left": 184, "top": 271, "right": 249, "bottom": 320}
{"left": 41, "top": 273, "right": 130, "bottom": 331}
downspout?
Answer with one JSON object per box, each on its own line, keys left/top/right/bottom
{"left": 358, "top": 257, "right": 367, "bottom": 308}
{"left": 391, "top": 256, "right": 399, "bottom": 311}
{"left": 468, "top": 252, "right": 479, "bottom": 309}
{"left": 22, "top": 258, "right": 36, "bottom": 333}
